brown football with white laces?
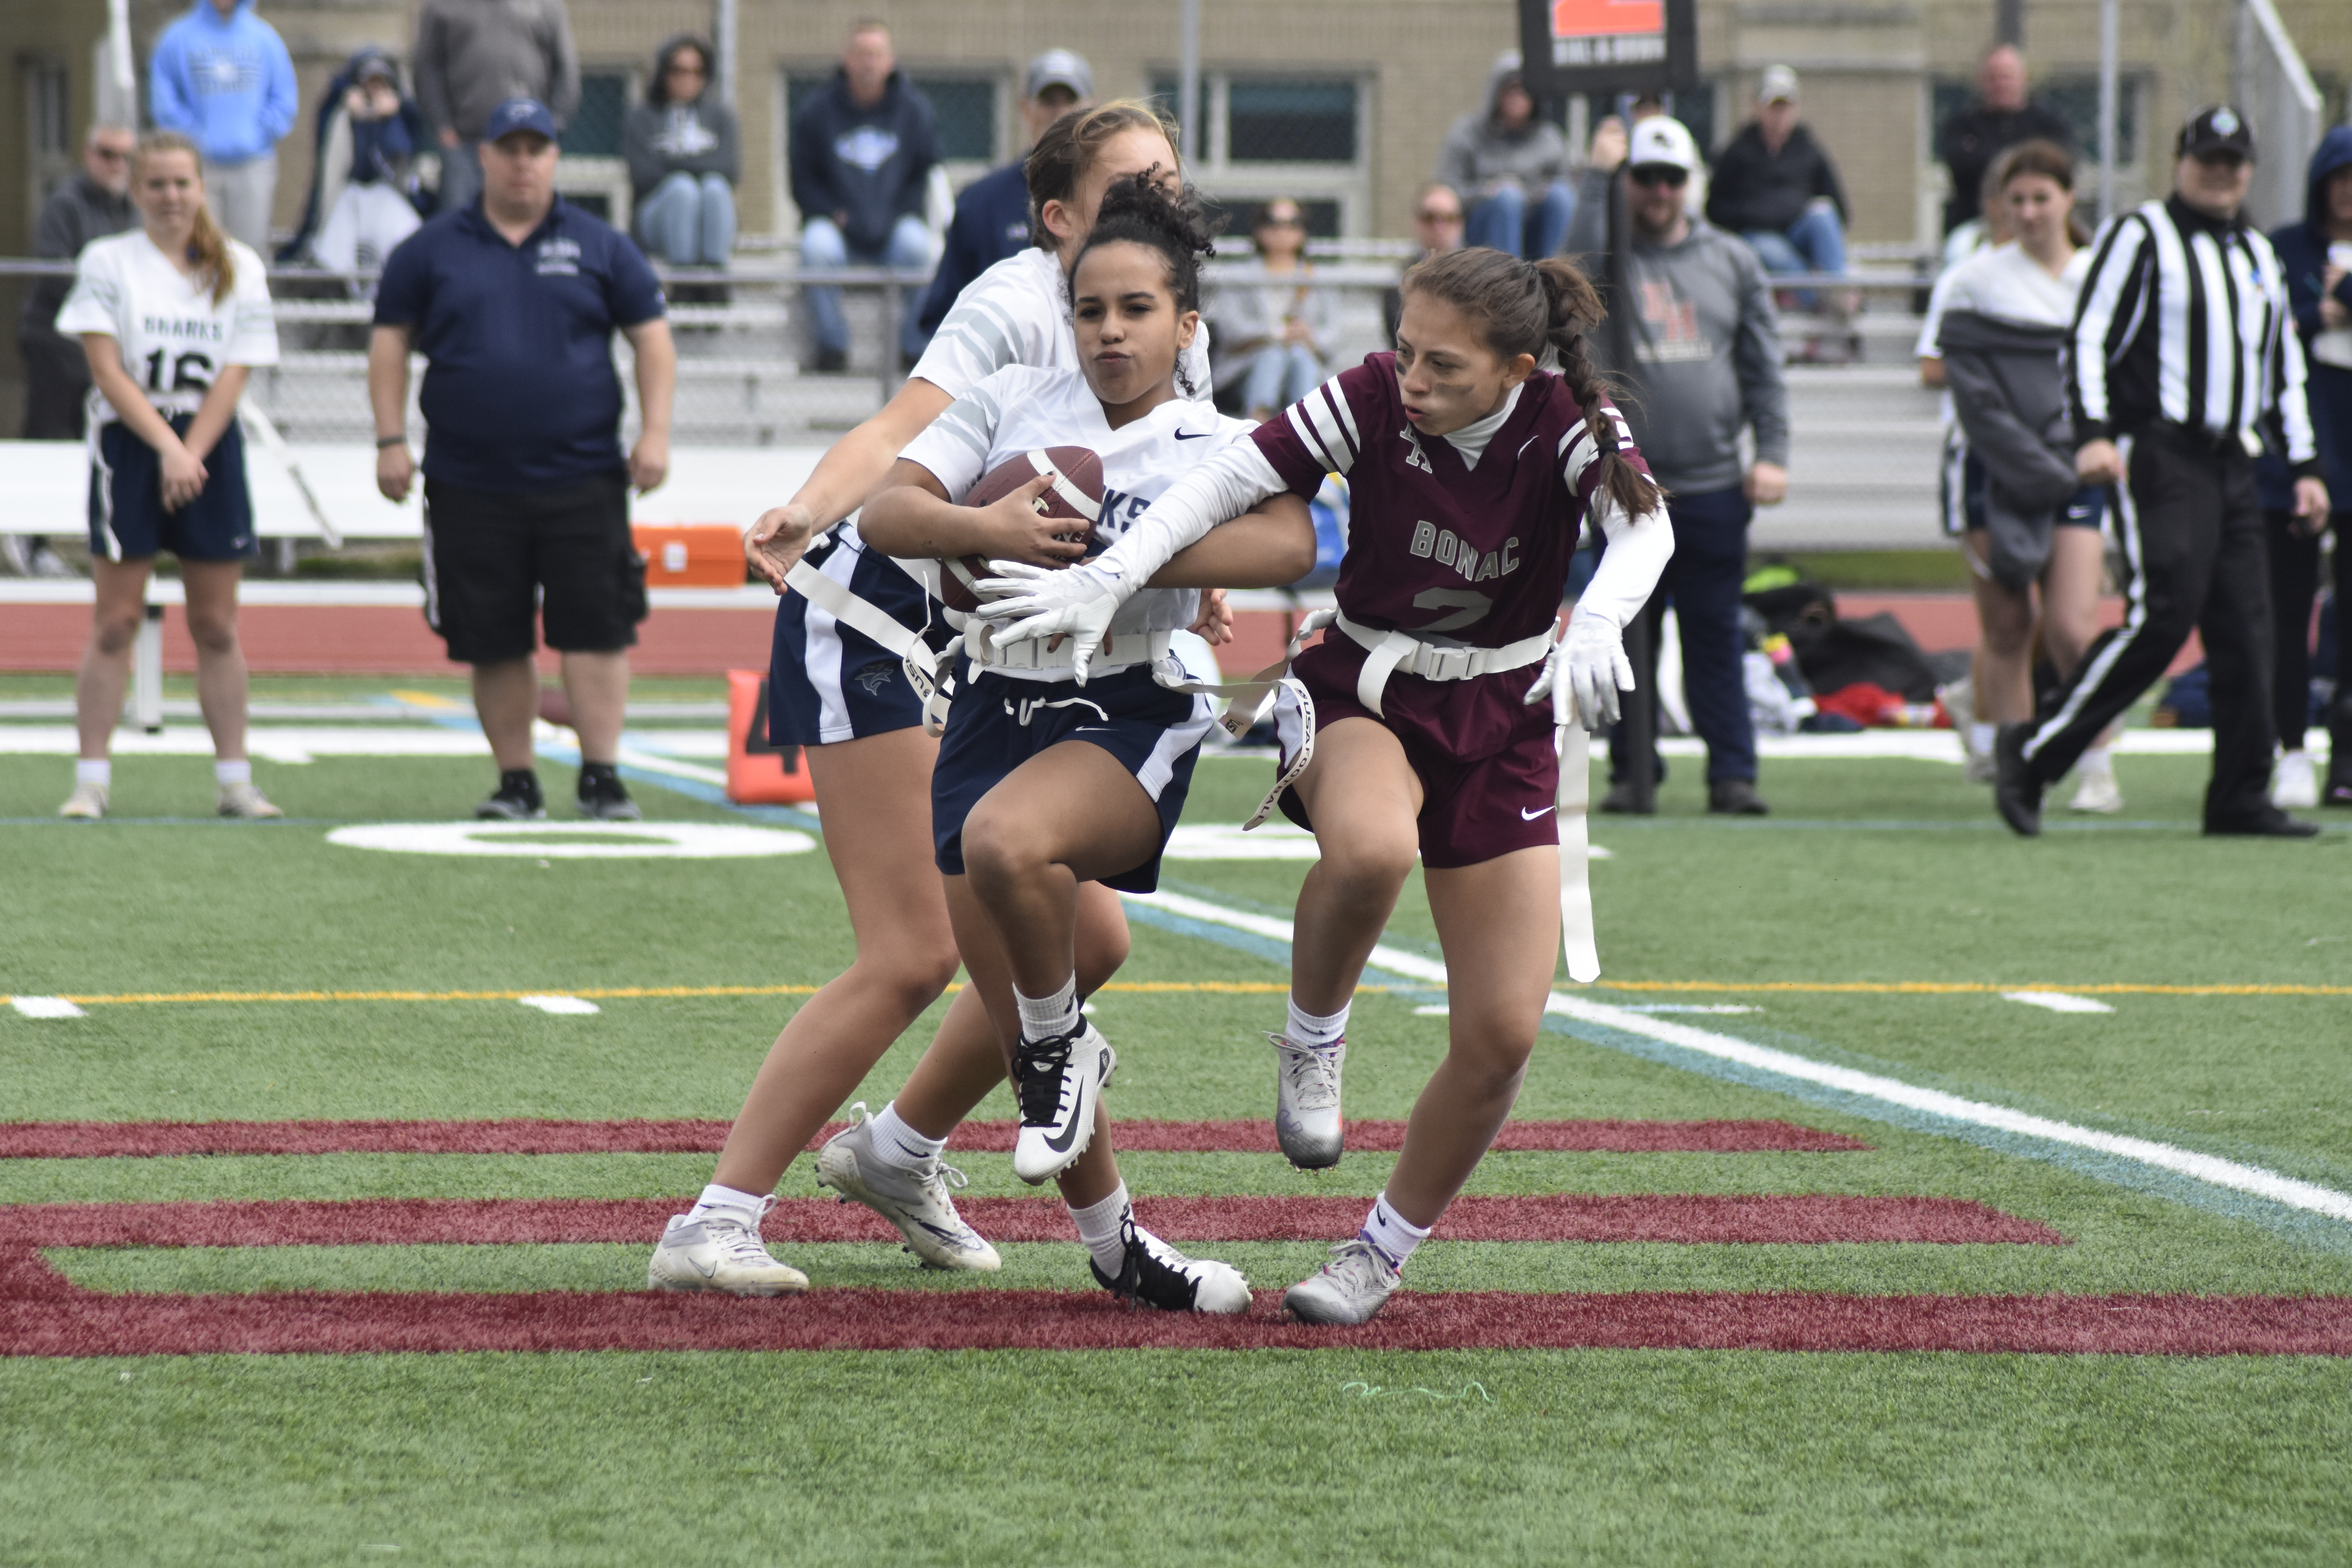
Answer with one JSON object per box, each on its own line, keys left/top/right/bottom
{"left": 939, "top": 446, "right": 1106, "bottom": 613}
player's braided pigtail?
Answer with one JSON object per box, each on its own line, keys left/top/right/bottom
{"left": 138, "top": 131, "right": 236, "bottom": 305}
{"left": 1534, "top": 257, "right": 1659, "bottom": 524}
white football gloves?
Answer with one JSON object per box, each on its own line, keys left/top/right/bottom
{"left": 1525, "top": 610, "right": 1636, "bottom": 731}
{"left": 973, "top": 560, "right": 1126, "bottom": 684}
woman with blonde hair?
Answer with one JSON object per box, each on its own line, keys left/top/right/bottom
{"left": 56, "top": 130, "right": 280, "bottom": 820}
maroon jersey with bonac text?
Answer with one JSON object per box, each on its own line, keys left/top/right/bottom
{"left": 1251, "top": 353, "right": 1644, "bottom": 646}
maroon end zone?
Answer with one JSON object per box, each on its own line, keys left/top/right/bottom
{"left": 0, "top": 1118, "right": 1872, "bottom": 1159}
{"left": 0, "top": 1193, "right": 2062, "bottom": 1248}
{"left": 1, "top": 1276, "right": 2344, "bottom": 1358}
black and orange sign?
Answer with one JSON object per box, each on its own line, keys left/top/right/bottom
{"left": 1518, "top": 0, "right": 1694, "bottom": 95}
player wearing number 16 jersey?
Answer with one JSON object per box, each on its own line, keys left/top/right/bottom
{"left": 52, "top": 131, "right": 281, "bottom": 822}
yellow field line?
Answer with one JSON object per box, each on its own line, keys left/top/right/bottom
{"left": 8, "top": 978, "right": 2343, "bottom": 1007}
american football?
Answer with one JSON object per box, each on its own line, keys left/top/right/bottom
{"left": 939, "top": 445, "right": 1106, "bottom": 612}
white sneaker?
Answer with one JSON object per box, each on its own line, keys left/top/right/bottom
{"left": 2273, "top": 750, "right": 2319, "bottom": 811}
{"left": 1942, "top": 681, "right": 1999, "bottom": 783}
{"left": 2067, "top": 767, "right": 2123, "bottom": 814}
{"left": 646, "top": 1201, "right": 809, "bottom": 1296}
{"left": 1269, "top": 1032, "right": 1345, "bottom": 1169}
{"left": 1091, "top": 1217, "right": 1250, "bottom": 1314}
{"left": 59, "top": 781, "right": 108, "bottom": 819}
{"left": 815, "top": 1104, "right": 1001, "bottom": 1272}
{"left": 217, "top": 780, "right": 285, "bottom": 818}
{"left": 1283, "top": 1238, "right": 1402, "bottom": 1326}
{"left": 1011, "top": 1022, "right": 1114, "bottom": 1185}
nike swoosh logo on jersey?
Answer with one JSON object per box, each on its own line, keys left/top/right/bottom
{"left": 1174, "top": 429, "right": 1213, "bottom": 439}
{"left": 1522, "top": 805, "right": 1555, "bottom": 820}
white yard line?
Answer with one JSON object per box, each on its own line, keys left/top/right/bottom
{"left": 1125, "top": 886, "right": 2352, "bottom": 1227}
{"left": 2002, "top": 991, "right": 2117, "bottom": 1015}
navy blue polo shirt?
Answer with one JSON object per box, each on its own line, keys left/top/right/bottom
{"left": 374, "top": 198, "right": 665, "bottom": 491}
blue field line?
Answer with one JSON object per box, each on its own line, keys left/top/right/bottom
{"left": 1120, "top": 882, "right": 2352, "bottom": 1254}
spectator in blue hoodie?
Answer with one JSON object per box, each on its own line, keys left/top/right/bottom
{"left": 149, "top": 0, "right": 298, "bottom": 253}
{"left": 789, "top": 21, "right": 938, "bottom": 370}
{"left": 2258, "top": 125, "right": 2352, "bottom": 809}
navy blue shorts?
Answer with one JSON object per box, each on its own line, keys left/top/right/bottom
{"left": 1952, "top": 449, "right": 2106, "bottom": 536}
{"left": 87, "top": 415, "right": 257, "bottom": 563}
{"left": 769, "top": 523, "right": 951, "bottom": 746}
{"left": 931, "top": 662, "right": 1214, "bottom": 894}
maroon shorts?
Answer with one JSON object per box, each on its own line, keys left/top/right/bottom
{"left": 1272, "top": 650, "right": 1561, "bottom": 870}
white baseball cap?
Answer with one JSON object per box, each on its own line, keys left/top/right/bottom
{"left": 1759, "top": 64, "right": 1800, "bottom": 103}
{"left": 1626, "top": 116, "right": 1700, "bottom": 175}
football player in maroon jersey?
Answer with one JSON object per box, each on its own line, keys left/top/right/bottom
{"left": 981, "top": 248, "right": 1675, "bottom": 1322}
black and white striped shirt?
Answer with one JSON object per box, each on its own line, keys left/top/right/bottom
{"left": 2068, "top": 194, "right": 2318, "bottom": 474}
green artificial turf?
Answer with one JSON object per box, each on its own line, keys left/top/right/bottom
{"left": 5, "top": 687, "right": 2352, "bottom": 1563}
{"left": 3, "top": 1352, "right": 2350, "bottom": 1566}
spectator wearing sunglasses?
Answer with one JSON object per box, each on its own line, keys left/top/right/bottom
{"left": 1383, "top": 182, "right": 1466, "bottom": 344}
{"left": 1567, "top": 115, "right": 1789, "bottom": 816}
{"left": 1210, "top": 198, "right": 1335, "bottom": 421}
{"left": 1705, "top": 65, "right": 1849, "bottom": 286}
{"left": 626, "top": 35, "right": 741, "bottom": 269}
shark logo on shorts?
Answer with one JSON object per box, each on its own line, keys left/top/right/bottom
{"left": 852, "top": 663, "right": 897, "bottom": 696}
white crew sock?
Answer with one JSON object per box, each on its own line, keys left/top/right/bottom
{"left": 1969, "top": 722, "right": 1996, "bottom": 757}
{"left": 1014, "top": 976, "right": 1081, "bottom": 1043}
{"left": 2078, "top": 744, "right": 2113, "bottom": 778}
{"left": 214, "top": 759, "right": 252, "bottom": 787}
{"left": 1285, "top": 996, "right": 1350, "bottom": 1053}
{"left": 1068, "top": 1181, "right": 1133, "bottom": 1277}
{"left": 75, "top": 759, "right": 111, "bottom": 788}
{"left": 868, "top": 1100, "right": 947, "bottom": 1172}
{"left": 1359, "top": 1192, "right": 1431, "bottom": 1272}
{"left": 687, "top": 1183, "right": 768, "bottom": 1224}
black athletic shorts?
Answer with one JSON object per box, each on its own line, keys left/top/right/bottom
{"left": 87, "top": 414, "right": 258, "bottom": 563}
{"left": 421, "top": 470, "right": 646, "bottom": 663}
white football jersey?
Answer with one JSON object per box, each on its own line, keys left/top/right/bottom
{"left": 54, "top": 230, "right": 278, "bottom": 423}
{"left": 898, "top": 363, "right": 1256, "bottom": 678}
{"left": 911, "top": 247, "right": 1214, "bottom": 404}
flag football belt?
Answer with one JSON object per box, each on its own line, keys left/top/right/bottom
{"left": 1229, "top": 607, "right": 1599, "bottom": 985}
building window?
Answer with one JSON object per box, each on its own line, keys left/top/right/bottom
{"left": 561, "top": 71, "right": 632, "bottom": 158}
{"left": 1930, "top": 76, "right": 2141, "bottom": 166}
{"left": 555, "top": 70, "right": 634, "bottom": 226}
{"left": 1150, "top": 73, "right": 1372, "bottom": 238}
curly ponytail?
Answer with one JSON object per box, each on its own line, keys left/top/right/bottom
{"left": 136, "top": 131, "right": 235, "bottom": 305}
{"left": 1401, "top": 247, "right": 1659, "bottom": 522}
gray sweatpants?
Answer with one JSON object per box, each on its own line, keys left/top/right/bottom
{"left": 203, "top": 153, "right": 277, "bottom": 253}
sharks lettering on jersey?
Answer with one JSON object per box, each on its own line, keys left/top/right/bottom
{"left": 56, "top": 230, "right": 277, "bottom": 423}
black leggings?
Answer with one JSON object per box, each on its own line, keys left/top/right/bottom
{"left": 2264, "top": 509, "right": 2351, "bottom": 748}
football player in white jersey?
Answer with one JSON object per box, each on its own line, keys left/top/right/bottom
{"left": 648, "top": 104, "right": 1230, "bottom": 1296}
{"left": 852, "top": 175, "right": 1313, "bottom": 1309}
{"left": 53, "top": 131, "right": 281, "bottom": 821}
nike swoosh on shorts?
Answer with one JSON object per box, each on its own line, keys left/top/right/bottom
{"left": 1521, "top": 805, "right": 1555, "bottom": 820}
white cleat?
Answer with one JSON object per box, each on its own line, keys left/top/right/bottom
{"left": 1283, "top": 1238, "right": 1402, "bottom": 1326}
{"left": 217, "top": 780, "right": 285, "bottom": 819}
{"left": 815, "top": 1105, "right": 1001, "bottom": 1272}
{"left": 2067, "top": 768, "right": 2123, "bottom": 814}
{"left": 2273, "top": 750, "right": 2319, "bottom": 811}
{"left": 59, "top": 781, "right": 108, "bottom": 819}
{"left": 1943, "top": 681, "right": 1997, "bottom": 784}
{"left": 1011, "top": 1022, "right": 1114, "bottom": 1185}
{"left": 1091, "top": 1217, "right": 1251, "bottom": 1314}
{"left": 646, "top": 1200, "right": 809, "bottom": 1296}
{"left": 1269, "top": 1032, "right": 1345, "bottom": 1169}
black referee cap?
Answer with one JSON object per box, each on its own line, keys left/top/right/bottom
{"left": 2177, "top": 105, "right": 2255, "bottom": 162}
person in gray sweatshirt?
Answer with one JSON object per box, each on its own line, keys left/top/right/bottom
{"left": 412, "top": 0, "right": 579, "bottom": 215}
{"left": 1566, "top": 115, "right": 1791, "bottom": 815}
{"left": 1435, "top": 53, "right": 1573, "bottom": 260}
{"left": 626, "top": 36, "right": 741, "bottom": 267}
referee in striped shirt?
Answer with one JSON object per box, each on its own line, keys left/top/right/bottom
{"left": 1995, "top": 106, "right": 2330, "bottom": 837}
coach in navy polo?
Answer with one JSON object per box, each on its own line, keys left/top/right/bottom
{"left": 369, "top": 96, "right": 677, "bottom": 823}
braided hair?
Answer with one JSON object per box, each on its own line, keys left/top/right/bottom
{"left": 1067, "top": 173, "right": 1220, "bottom": 396}
{"left": 1399, "top": 247, "right": 1659, "bottom": 521}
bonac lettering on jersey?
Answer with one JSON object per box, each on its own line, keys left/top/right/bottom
{"left": 1407, "top": 520, "right": 1520, "bottom": 584}
{"left": 536, "top": 236, "right": 583, "bottom": 276}
{"left": 142, "top": 316, "right": 225, "bottom": 343}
